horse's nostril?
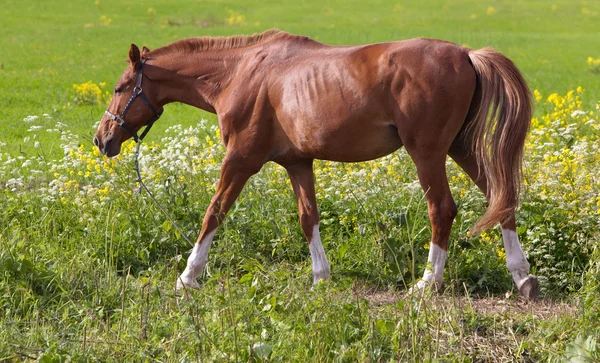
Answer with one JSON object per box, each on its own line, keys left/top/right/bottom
{"left": 93, "top": 136, "right": 100, "bottom": 147}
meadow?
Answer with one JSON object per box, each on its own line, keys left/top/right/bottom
{"left": 1, "top": 0, "right": 600, "bottom": 361}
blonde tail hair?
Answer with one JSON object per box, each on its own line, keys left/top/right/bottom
{"left": 467, "top": 48, "right": 532, "bottom": 233}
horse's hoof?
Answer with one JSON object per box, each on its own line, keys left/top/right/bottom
{"left": 176, "top": 277, "right": 200, "bottom": 291}
{"left": 407, "top": 280, "right": 442, "bottom": 297}
{"left": 312, "top": 275, "right": 331, "bottom": 286}
{"left": 407, "top": 286, "right": 423, "bottom": 296}
{"left": 518, "top": 275, "right": 539, "bottom": 300}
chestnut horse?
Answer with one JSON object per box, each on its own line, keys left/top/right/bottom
{"left": 94, "top": 30, "right": 538, "bottom": 299}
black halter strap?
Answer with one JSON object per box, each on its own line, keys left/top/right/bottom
{"left": 104, "top": 59, "right": 163, "bottom": 142}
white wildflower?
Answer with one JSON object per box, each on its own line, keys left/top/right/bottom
{"left": 6, "top": 178, "right": 24, "bottom": 191}
{"left": 23, "top": 115, "right": 39, "bottom": 122}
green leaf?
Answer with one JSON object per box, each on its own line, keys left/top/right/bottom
{"left": 238, "top": 272, "right": 253, "bottom": 284}
{"left": 162, "top": 220, "right": 172, "bottom": 232}
{"left": 253, "top": 343, "right": 273, "bottom": 361}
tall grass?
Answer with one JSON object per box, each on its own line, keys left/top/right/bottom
{"left": 1, "top": 90, "right": 599, "bottom": 360}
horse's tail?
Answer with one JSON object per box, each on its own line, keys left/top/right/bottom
{"left": 466, "top": 48, "right": 532, "bottom": 234}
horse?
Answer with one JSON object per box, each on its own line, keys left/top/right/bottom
{"left": 94, "top": 30, "right": 538, "bottom": 299}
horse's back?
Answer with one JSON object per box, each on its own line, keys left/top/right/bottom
{"left": 264, "top": 37, "right": 476, "bottom": 162}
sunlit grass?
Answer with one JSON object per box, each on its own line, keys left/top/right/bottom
{"left": 1, "top": 89, "right": 599, "bottom": 360}
{"left": 2, "top": 0, "right": 600, "bottom": 360}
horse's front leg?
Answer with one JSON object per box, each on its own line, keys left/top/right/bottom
{"left": 177, "top": 153, "right": 262, "bottom": 290}
{"left": 284, "top": 160, "right": 331, "bottom": 284}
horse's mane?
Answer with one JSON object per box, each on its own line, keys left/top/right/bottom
{"left": 147, "top": 29, "right": 285, "bottom": 57}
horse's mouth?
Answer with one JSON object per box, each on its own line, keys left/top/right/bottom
{"left": 94, "top": 135, "right": 122, "bottom": 157}
{"left": 103, "top": 147, "right": 121, "bottom": 158}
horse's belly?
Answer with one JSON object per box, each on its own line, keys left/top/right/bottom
{"left": 324, "top": 128, "right": 402, "bottom": 162}
{"left": 295, "top": 120, "right": 403, "bottom": 162}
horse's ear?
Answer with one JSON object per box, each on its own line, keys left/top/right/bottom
{"left": 141, "top": 46, "right": 151, "bottom": 57}
{"left": 128, "top": 44, "right": 141, "bottom": 68}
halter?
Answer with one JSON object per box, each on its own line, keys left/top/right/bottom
{"left": 104, "top": 59, "right": 163, "bottom": 142}
{"left": 103, "top": 59, "right": 192, "bottom": 248}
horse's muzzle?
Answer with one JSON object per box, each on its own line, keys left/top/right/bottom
{"left": 94, "top": 134, "right": 121, "bottom": 157}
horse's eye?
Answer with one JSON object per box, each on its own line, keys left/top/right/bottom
{"left": 114, "top": 87, "right": 122, "bottom": 95}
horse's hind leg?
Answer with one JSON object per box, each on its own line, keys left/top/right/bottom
{"left": 283, "top": 160, "right": 330, "bottom": 284}
{"left": 407, "top": 153, "right": 458, "bottom": 293}
{"left": 449, "top": 140, "right": 539, "bottom": 299}
{"left": 177, "top": 153, "right": 261, "bottom": 290}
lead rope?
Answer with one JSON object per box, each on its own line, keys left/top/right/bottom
{"left": 133, "top": 140, "right": 195, "bottom": 247}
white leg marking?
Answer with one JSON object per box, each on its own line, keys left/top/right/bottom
{"left": 501, "top": 228, "right": 530, "bottom": 289}
{"left": 176, "top": 229, "right": 217, "bottom": 290}
{"left": 309, "top": 224, "right": 330, "bottom": 284}
{"left": 411, "top": 244, "right": 447, "bottom": 293}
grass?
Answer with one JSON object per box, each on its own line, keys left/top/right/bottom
{"left": 2, "top": 0, "right": 600, "bottom": 156}
{"left": 1, "top": 0, "right": 600, "bottom": 361}
{"left": 2, "top": 111, "right": 599, "bottom": 360}
{"left": 0, "top": 274, "right": 588, "bottom": 361}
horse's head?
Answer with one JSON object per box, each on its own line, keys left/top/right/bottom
{"left": 94, "top": 44, "right": 163, "bottom": 157}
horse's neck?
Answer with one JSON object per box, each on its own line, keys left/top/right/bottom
{"left": 157, "top": 50, "right": 245, "bottom": 114}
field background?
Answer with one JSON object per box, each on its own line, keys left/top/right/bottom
{"left": 1, "top": 0, "right": 600, "bottom": 361}
{"left": 2, "top": 0, "right": 600, "bottom": 155}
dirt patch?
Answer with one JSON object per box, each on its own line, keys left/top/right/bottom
{"left": 353, "top": 284, "right": 577, "bottom": 321}
{"left": 349, "top": 285, "right": 578, "bottom": 361}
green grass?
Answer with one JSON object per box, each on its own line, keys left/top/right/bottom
{"left": 2, "top": 0, "right": 600, "bottom": 156}
{"left": 1, "top": 112, "right": 599, "bottom": 360}
{"left": 2, "top": 0, "right": 600, "bottom": 361}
